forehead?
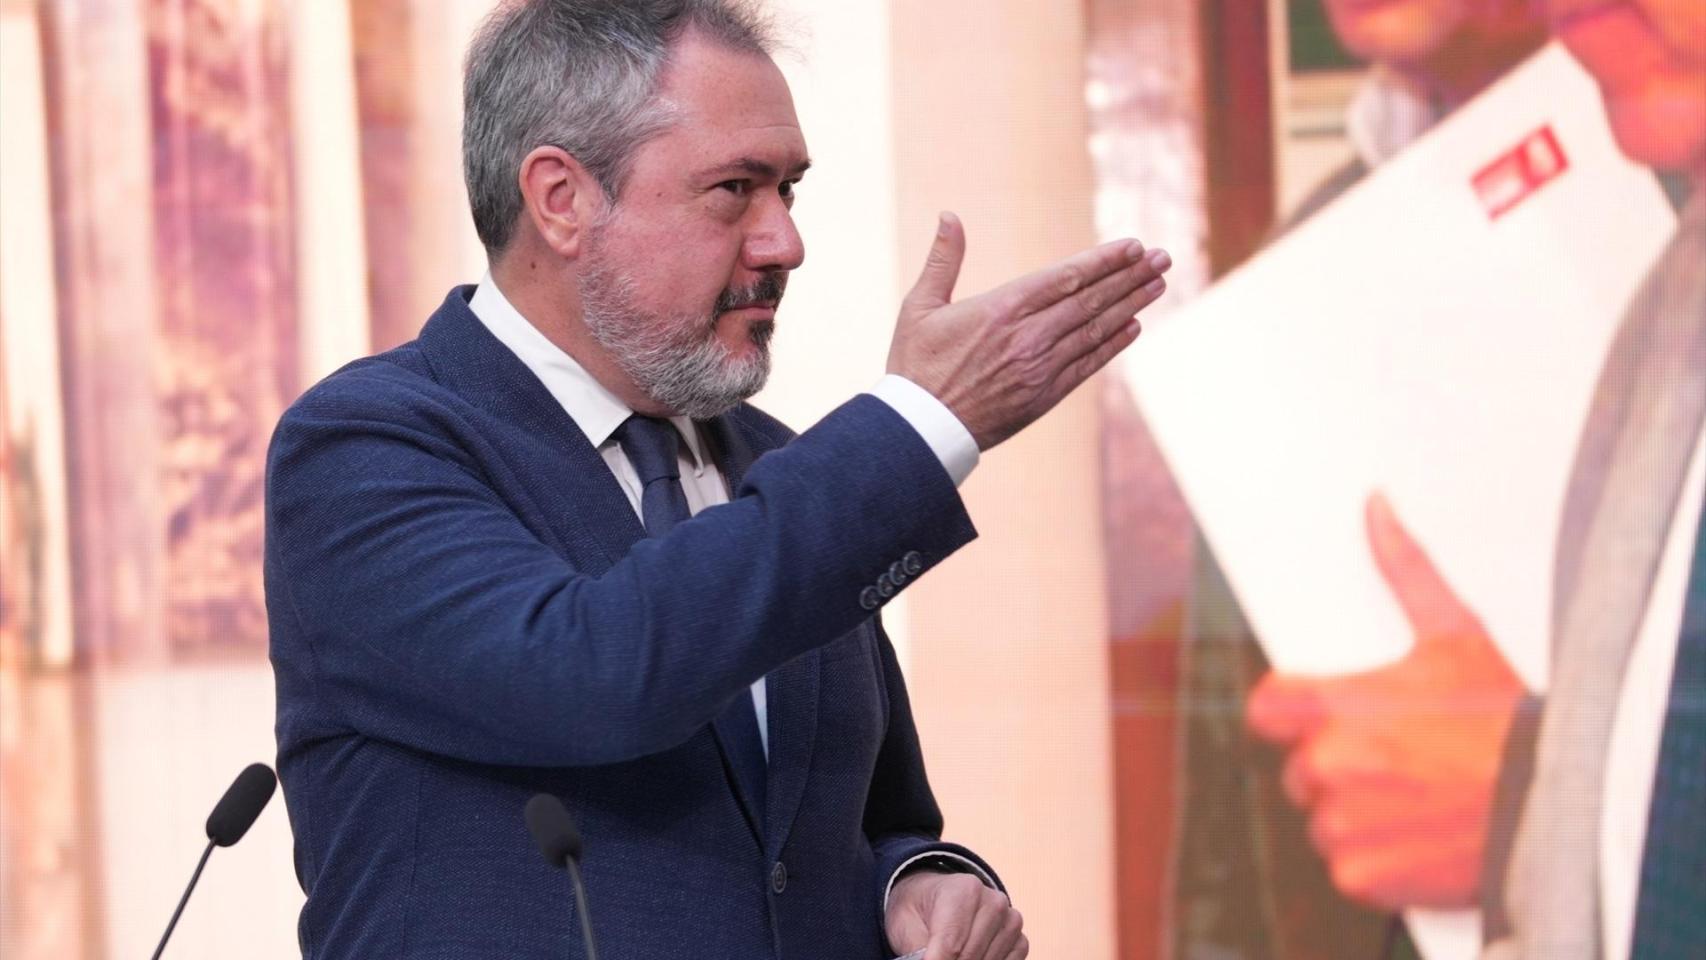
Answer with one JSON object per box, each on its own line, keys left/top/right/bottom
{"left": 647, "top": 32, "right": 809, "bottom": 173}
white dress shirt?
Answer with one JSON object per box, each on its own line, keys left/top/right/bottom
{"left": 465, "top": 273, "right": 979, "bottom": 757}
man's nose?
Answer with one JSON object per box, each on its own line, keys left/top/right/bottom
{"left": 742, "top": 197, "right": 805, "bottom": 273}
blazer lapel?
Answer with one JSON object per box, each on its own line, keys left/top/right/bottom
{"left": 701, "top": 413, "right": 821, "bottom": 856}
{"left": 416, "top": 287, "right": 646, "bottom": 569}
{"left": 761, "top": 650, "right": 820, "bottom": 859}
{"left": 710, "top": 705, "right": 767, "bottom": 847}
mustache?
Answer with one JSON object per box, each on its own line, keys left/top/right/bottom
{"left": 715, "top": 274, "right": 787, "bottom": 314}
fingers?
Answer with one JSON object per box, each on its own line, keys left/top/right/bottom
{"left": 1024, "top": 247, "right": 1170, "bottom": 406}
{"left": 906, "top": 212, "right": 967, "bottom": 310}
{"left": 887, "top": 914, "right": 929, "bottom": 958}
{"left": 1247, "top": 671, "right": 1329, "bottom": 745}
{"left": 1366, "top": 493, "right": 1474, "bottom": 638}
{"left": 1032, "top": 308, "right": 1145, "bottom": 413}
{"left": 1048, "top": 262, "right": 1169, "bottom": 371}
{"left": 1318, "top": 833, "right": 1483, "bottom": 910}
{"left": 1282, "top": 727, "right": 1397, "bottom": 808}
{"left": 1307, "top": 788, "right": 1486, "bottom": 855}
{"left": 955, "top": 892, "right": 1006, "bottom": 960}
{"left": 923, "top": 878, "right": 978, "bottom": 960}
{"left": 1282, "top": 740, "right": 1319, "bottom": 807}
{"left": 987, "top": 907, "right": 1026, "bottom": 960}
{"left": 1032, "top": 247, "right": 1171, "bottom": 351}
{"left": 921, "top": 877, "right": 1018, "bottom": 960}
{"left": 1004, "top": 237, "right": 1148, "bottom": 318}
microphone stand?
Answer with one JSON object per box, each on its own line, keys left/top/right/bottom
{"left": 151, "top": 839, "right": 215, "bottom": 960}
{"left": 565, "top": 857, "right": 600, "bottom": 960}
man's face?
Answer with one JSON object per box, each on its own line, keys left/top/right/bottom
{"left": 577, "top": 32, "right": 808, "bottom": 419}
{"left": 1323, "top": 0, "right": 1541, "bottom": 68}
{"left": 1546, "top": 0, "right": 1706, "bottom": 172}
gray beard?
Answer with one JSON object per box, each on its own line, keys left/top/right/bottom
{"left": 579, "top": 254, "right": 774, "bottom": 421}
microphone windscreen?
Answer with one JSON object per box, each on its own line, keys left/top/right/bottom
{"left": 206, "top": 763, "right": 278, "bottom": 847}
{"left": 525, "top": 793, "right": 584, "bottom": 868}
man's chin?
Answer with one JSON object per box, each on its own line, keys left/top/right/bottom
{"left": 671, "top": 357, "right": 770, "bottom": 420}
{"left": 748, "top": 319, "right": 776, "bottom": 351}
{"left": 714, "top": 309, "right": 776, "bottom": 344}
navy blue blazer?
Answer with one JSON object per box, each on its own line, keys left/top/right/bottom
{"left": 265, "top": 288, "right": 997, "bottom": 959}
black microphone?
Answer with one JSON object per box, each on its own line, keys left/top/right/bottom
{"left": 151, "top": 763, "right": 278, "bottom": 960}
{"left": 526, "top": 793, "right": 600, "bottom": 960}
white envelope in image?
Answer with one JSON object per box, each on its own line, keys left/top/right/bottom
{"left": 1122, "top": 44, "right": 1678, "bottom": 959}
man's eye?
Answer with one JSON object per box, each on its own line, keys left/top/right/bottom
{"left": 717, "top": 180, "right": 749, "bottom": 196}
{"left": 779, "top": 180, "right": 796, "bottom": 199}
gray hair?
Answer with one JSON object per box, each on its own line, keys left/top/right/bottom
{"left": 462, "top": 0, "right": 775, "bottom": 254}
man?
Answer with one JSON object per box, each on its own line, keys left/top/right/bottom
{"left": 265, "top": 2, "right": 1171, "bottom": 959}
{"left": 1145, "top": 3, "right": 1544, "bottom": 957}
{"left": 1247, "top": 1, "right": 1706, "bottom": 957}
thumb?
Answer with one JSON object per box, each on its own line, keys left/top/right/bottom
{"left": 1367, "top": 492, "right": 1473, "bottom": 641}
{"left": 905, "top": 211, "right": 965, "bottom": 310}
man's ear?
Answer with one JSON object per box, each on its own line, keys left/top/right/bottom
{"left": 516, "top": 145, "right": 606, "bottom": 259}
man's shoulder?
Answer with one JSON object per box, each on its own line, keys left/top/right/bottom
{"left": 723, "top": 401, "right": 796, "bottom": 450}
{"left": 284, "top": 340, "right": 450, "bottom": 423}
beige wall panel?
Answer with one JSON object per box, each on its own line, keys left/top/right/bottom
{"left": 0, "top": 675, "right": 96, "bottom": 960}
{"left": 404, "top": 0, "right": 491, "bottom": 308}
{"left": 94, "top": 664, "right": 300, "bottom": 960}
{"left": 286, "top": 0, "right": 372, "bottom": 385}
{"left": 890, "top": 2, "right": 1117, "bottom": 956}
{"left": 353, "top": 0, "right": 493, "bottom": 351}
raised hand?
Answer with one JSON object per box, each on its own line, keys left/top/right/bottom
{"left": 887, "top": 212, "right": 1171, "bottom": 451}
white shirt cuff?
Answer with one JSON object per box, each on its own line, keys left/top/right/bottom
{"left": 867, "top": 375, "right": 979, "bottom": 488}
{"left": 882, "top": 851, "right": 1003, "bottom": 916}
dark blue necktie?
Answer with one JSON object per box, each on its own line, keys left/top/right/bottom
{"left": 613, "top": 415, "right": 767, "bottom": 817}
{"left": 1630, "top": 507, "right": 1706, "bottom": 957}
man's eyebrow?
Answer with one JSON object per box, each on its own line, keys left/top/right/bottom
{"left": 701, "top": 156, "right": 813, "bottom": 179}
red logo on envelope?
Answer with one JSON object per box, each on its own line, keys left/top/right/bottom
{"left": 1473, "top": 125, "right": 1568, "bottom": 220}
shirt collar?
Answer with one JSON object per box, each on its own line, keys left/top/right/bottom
{"left": 466, "top": 271, "right": 708, "bottom": 471}
{"left": 1345, "top": 66, "right": 1443, "bottom": 169}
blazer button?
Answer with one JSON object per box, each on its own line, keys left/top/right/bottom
{"left": 771, "top": 861, "right": 788, "bottom": 894}
{"left": 859, "top": 586, "right": 881, "bottom": 610}
{"left": 876, "top": 573, "right": 896, "bottom": 598}
{"left": 902, "top": 551, "right": 924, "bottom": 576}
{"left": 888, "top": 560, "right": 908, "bottom": 585}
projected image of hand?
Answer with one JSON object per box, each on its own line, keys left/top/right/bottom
{"left": 1245, "top": 493, "right": 1527, "bottom": 910}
